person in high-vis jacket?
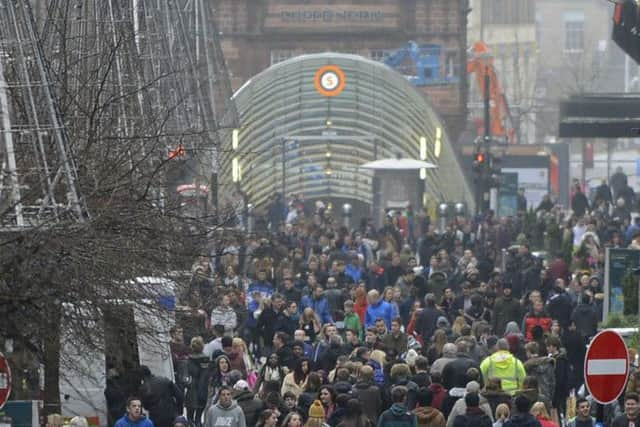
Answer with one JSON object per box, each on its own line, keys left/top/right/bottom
{"left": 480, "top": 338, "right": 526, "bottom": 395}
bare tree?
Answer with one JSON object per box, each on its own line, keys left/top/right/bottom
{"left": 0, "top": 0, "right": 236, "bottom": 416}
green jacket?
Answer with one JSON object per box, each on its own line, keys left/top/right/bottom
{"left": 344, "top": 312, "right": 362, "bottom": 338}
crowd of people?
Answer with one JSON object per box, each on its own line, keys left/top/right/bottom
{"left": 112, "top": 179, "right": 640, "bottom": 427}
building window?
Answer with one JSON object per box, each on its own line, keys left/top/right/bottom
{"left": 270, "top": 50, "right": 297, "bottom": 65}
{"left": 370, "top": 49, "right": 393, "bottom": 62}
{"left": 445, "top": 51, "right": 459, "bottom": 79}
{"left": 483, "top": 0, "right": 534, "bottom": 25}
{"left": 564, "top": 11, "right": 585, "bottom": 52}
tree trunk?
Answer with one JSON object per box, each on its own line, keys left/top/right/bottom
{"left": 42, "top": 307, "right": 61, "bottom": 418}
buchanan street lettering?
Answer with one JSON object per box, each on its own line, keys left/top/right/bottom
{"left": 279, "top": 9, "right": 386, "bottom": 23}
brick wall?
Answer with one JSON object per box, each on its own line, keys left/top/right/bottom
{"left": 214, "top": 0, "right": 468, "bottom": 142}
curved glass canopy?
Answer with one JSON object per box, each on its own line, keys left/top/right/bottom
{"left": 220, "top": 53, "right": 473, "bottom": 211}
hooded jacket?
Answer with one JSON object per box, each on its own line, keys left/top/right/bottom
{"left": 427, "top": 383, "right": 448, "bottom": 411}
{"left": 139, "top": 374, "right": 183, "bottom": 427}
{"left": 445, "top": 394, "right": 493, "bottom": 427}
{"left": 387, "top": 376, "right": 419, "bottom": 411}
{"left": 492, "top": 296, "right": 521, "bottom": 336}
{"left": 546, "top": 290, "right": 573, "bottom": 328}
{"left": 352, "top": 381, "right": 382, "bottom": 422}
{"left": 480, "top": 351, "right": 526, "bottom": 395}
{"left": 415, "top": 305, "right": 445, "bottom": 344}
{"left": 523, "top": 356, "right": 555, "bottom": 401}
{"left": 451, "top": 406, "right": 492, "bottom": 427}
{"left": 205, "top": 400, "right": 246, "bottom": 427}
{"left": 378, "top": 403, "right": 418, "bottom": 427}
{"left": 413, "top": 406, "right": 445, "bottom": 427}
{"left": 571, "top": 302, "right": 598, "bottom": 339}
{"left": 232, "top": 390, "right": 262, "bottom": 426}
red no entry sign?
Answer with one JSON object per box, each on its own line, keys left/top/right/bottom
{"left": 584, "top": 330, "right": 629, "bottom": 404}
{"left": 0, "top": 352, "right": 11, "bottom": 409}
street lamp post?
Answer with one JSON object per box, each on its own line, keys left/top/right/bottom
{"left": 342, "top": 203, "right": 352, "bottom": 229}
{"left": 247, "top": 203, "right": 254, "bottom": 234}
{"left": 281, "top": 138, "right": 286, "bottom": 198}
{"left": 438, "top": 202, "right": 449, "bottom": 233}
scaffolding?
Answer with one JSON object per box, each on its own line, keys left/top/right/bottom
{"left": 0, "top": 0, "right": 235, "bottom": 229}
{"left": 0, "top": 0, "right": 85, "bottom": 229}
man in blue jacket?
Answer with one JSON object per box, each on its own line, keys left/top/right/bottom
{"left": 365, "top": 289, "right": 394, "bottom": 329}
{"left": 246, "top": 269, "right": 274, "bottom": 333}
{"left": 301, "top": 285, "right": 333, "bottom": 324}
{"left": 115, "top": 397, "right": 155, "bottom": 427}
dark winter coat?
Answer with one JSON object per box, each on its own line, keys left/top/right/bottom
{"left": 319, "top": 343, "right": 344, "bottom": 372}
{"left": 480, "top": 390, "right": 512, "bottom": 416}
{"left": 571, "top": 192, "right": 589, "bottom": 218}
{"left": 504, "top": 413, "right": 542, "bottom": 427}
{"left": 378, "top": 403, "right": 418, "bottom": 427}
{"left": 562, "top": 330, "right": 586, "bottom": 389}
{"left": 411, "top": 372, "right": 431, "bottom": 388}
{"left": 274, "top": 312, "right": 298, "bottom": 337}
{"left": 386, "top": 377, "right": 419, "bottom": 411}
{"left": 571, "top": 303, "right": 598, "bottom": 339}
{"left": 441, "top": 353, "right": 478, "bottom": 390}
{"left": 512, "top": 389, "right": 552, "bottom": 416}
{"left": 550, "top": 351, "right": 570, "bottom": 409}
{"left": 276, "top": 344, "right": 296, "bottom": 371}
{"left": 232, "top": 390, "right": 263, "bottom": 426}
{"left": 523, "top": 356, "right": 555, "bottom": 403}
{"left": 546, "top": 291, "right": 573, "bottom": 328}
{"left": 333, "top": 380, "right": 353, "bottom": 395}
{"left": 185, "top": 353, "right": 211, "bottom": 408}
{"left": 256, "top": 307, "right": 278, "bottom": 344}
{"left": 452, "top": 407, "right": 492, "bottom": 427}
{"left": 140, "top": 375, "right": 184, "bottom": 427}
{"left": 416, "top": 306, "right": 445, "bottom": 344}
{"left": 351, "top": 381, "right": 382, "bottom": 423}
{"left": 611, "top": 414, "right": 640, "bottom": 427}
{"left": 105, "top": 377, "right": 127, "bottom": 426}
{"left": 297, "top": 390, "right": 320, "bottom": 421}
{"left": 328, "top": 407, "right": 347, "bottom": 427}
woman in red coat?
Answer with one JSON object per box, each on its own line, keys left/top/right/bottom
{"left": 354, "top": 284, "right": 368, "bottom": 324}
{"left": 531, "top": 401, "right": 559, "bottom": 427}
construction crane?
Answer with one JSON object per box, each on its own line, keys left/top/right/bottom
{"left": 467, "top": 41, "right": 517, "bottom": 145}
{"left": 384, "top": 41, "right": 457, "bottom": 86}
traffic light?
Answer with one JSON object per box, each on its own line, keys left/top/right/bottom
{"left": 613, "top": 0, "right": 640, "bottom": 65}
{"left": 473, "top": 151, "right": 488, "bottom": 174}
